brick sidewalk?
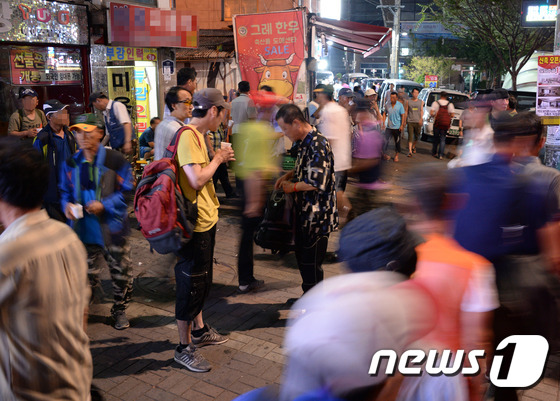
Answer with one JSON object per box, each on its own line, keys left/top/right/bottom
{"left": 88, "top": 141, "right": 560, "bottom": 400}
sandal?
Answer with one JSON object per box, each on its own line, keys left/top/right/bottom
{"left": 394, "top": 155, "right": 399, "bottom": 163}
{"left": 412, "top": 147, "right": 416, "bottom": 154}
{"left": 407, "top": 152, "right": 412, "bottom": 157}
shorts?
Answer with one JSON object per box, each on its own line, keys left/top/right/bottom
{"left": 140, "top": 146, "right": 152, "bottom": 158}
{"left": 334, "top": 170, "right": 348, "bottom": 192}
{"left": 174, "top": 225, "right": 216, "bottom": 321}
{"left": 408, "top": 122, "right": 421, "bottom": 143}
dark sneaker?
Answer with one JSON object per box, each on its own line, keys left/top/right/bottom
{"left": 191, "top": 325, "right": 228, "bottom": 347}
{"left": 174, "top": 344, "right": 211, "bottom": 372}
{"left": 238, "top": 279, "right": 265, "bottom": 294}
{"left": 112, "top": 310, "right": 130, "bottom": 330}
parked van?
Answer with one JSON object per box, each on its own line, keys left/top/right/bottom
{"left": 418, "top": 88, "right": 470, "bottom": 142}
{"left": 378, "top": 79, "right": 423, "bottom": 112}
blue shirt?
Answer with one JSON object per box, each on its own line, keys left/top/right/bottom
{"left": 139, "top": 127, "right": 155, "bottom": 147}
{"left": 385, "top": 101, "right": 405, "bottom": 129}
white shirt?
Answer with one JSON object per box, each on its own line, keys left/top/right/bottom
{"left": 317, "top": 101, "right": 352, "bottom": 172}
{"left": 431, "top": 99, "right": 455, "bottom": 115}
{"left": 154, "top": 116, "right": 184, "bottom": 160}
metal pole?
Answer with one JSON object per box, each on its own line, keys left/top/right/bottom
{"left": 391, "top": 0, "right": 401, "bottom": 79}
{"left": 543, "top": 0, "right": 560, "bottom": 168}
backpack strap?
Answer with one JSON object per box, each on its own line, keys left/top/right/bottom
{"left": 166, "top": 125, "right": 202, "bottom": 159}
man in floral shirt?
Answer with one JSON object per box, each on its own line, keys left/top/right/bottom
{"left": 275, "top": 104, "right": 338, "bottom": 302}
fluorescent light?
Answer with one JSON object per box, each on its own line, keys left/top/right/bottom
{"left": 321, "top": 0, "right": 341, "bottom": 20}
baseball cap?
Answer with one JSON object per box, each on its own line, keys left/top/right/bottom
{"left": 364, "top": 88, "right": 376, "bottom": 97}
{"left": 70, "top": 113, "right": 104, "bottom": 132}
{"left": 313, "top": 84, "right": 334, "bottom": 95}
{"left": 192, "top": 88, "right": 230, "bottom": 111}
{"left": 338, "top": 207, "right": 424, "bottom": 277}
{"left": 43, "top": 99, "right": 68, "bottom": 116}
{"left": 88, "top": 91, "right": 107, "bottom": 105}
{"left": 338, "top": 87, "right": 355, "bottom": 98}
{"left": 21, "top": 88, "right": 38, "bottom": 98}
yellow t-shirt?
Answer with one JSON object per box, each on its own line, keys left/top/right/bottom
{"left": 176, "top": 125, "right": 219, "bottom": 232}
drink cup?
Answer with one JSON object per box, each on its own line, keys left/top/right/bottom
{"left": 221, "top": 142, "right": 232, "bottom": 150}
{"left": 71, "top": 204, "right": 83, "bottom": 219}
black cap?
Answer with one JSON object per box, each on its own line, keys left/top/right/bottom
{"left": 192, "top": 88, "right": 230, "bottom": 110}
{"left": 490, "top": 88, "right": 509, "bottom": 100}
{"left": 338, "top": 88, "right": 356, "bottom": 98}
{"left": 43, "top": 99, "right": 68, "bottom": 116}
{"left": 20, "top": 88, "right": 38, "bottom": 98}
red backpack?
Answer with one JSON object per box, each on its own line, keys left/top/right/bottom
{"left": 134, "top": 126, "right": 200, "bottom": 254}
{"left": 434, "top": 100, "right": 451, "bottom": 130}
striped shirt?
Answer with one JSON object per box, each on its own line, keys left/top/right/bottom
{"left": 0, "top": 210, "right": 92, "bottom": 401}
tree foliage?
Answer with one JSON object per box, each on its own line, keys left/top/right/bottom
{"left": 421, "top": 0, "right": 554, "bottom": 90}
{"left": 404, "top": 56, "right": 454, "bottom": 84}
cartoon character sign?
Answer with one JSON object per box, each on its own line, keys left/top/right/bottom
{"left": 234, "top": 11, "right": 305, "bottom": 101}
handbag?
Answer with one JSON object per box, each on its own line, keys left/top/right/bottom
{"left": 254, "top": 189, "right": 296, "bottom": 252}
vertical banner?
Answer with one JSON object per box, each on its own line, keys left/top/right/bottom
{"left": 234, "top": 10, "right": 306, "bottom": 100}
{"left": 425, "top": 75, "right": 438, "bottom": 88}
{"left": 134, "top": 67, "right": 150, "bottom": 136}
{"left": 536, "top": 55, "right": 560, "bottom": 118}
{"left": 107, "top": 67, "right": 137, "bottom": 132}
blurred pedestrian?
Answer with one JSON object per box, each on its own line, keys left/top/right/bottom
{"left": 0, "top": 137, "right": 92, "bottom": 400}
{"left": 33, "top": 99, "right": 77, "bottom": 222}
{"left": 488, "top": 88, "right": 509, "bottom": 129}
{"left": 60, "top": 113, "right": 135, "bottom": 330}
{"left": 364, "top": 88, "right": 381, "bottom": 123}
{"left": 138, "top": 117, "right": 161, "bottom": 159}
{"left": 275, "top": 104, "right": 338, "bottom": 299}
{"left": 206, "top": 114, "right": 237, "bottom": 199}
{"left": 8, "top": 88, "right": 47, "bottom": 143}
{"left": 90, "top": 91, "right": 133, "bottom": 155}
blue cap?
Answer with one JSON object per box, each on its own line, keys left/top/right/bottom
{"left": 21, "top": 88, "right": 38, "bottom": 98}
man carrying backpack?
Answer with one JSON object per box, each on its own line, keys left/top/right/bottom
{"left": 90, "top": 92, "right": 133, "bottom": 155}
{"left": 33, "top": 99, "right": 77, "bottom": 222}
{"left": 430, "top": 91, "right": 455, "bottom": 160}
{"left": 172, "top": 88, "right": 235, "bottom": 373}
{"left": 8, "top": 89, "right": 47, "bottom": 144}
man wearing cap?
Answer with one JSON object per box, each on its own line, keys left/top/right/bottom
{"left": 90, "top": 92, "right": 133, "bottom": 155}
{"left": 315, "top": 84, "right": 353, "bottom": 221}
{"left": 8, "top": 89, "right": 47, "bottom": 142}
{"left": 172, "top": 88, "right": 235, "bottom": 373}
{"left": 33, "top": 99, "right": 77, "bottom": 222}
{"left": 364, "top": 88, "right": 381, "bottom": 122}
{"left": 59, "top": 114, "right": 135, "bottom": 331}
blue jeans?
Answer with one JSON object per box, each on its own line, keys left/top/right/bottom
{"left": 432, "top": 127, "right": 447, "bottom": 158}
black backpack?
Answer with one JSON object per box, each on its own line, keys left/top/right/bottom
{"left": 254, "top": 190, "right": 296, "bottom": 252}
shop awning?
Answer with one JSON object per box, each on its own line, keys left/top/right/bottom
{"left": 176, "top": 29, "right": 235, "bottom": 61}
{"left": 311, "top": 16, "right": 392, "bottom": 58}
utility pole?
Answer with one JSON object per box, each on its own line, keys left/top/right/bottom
{"left": 377, "top": 1, "right": 404, "bottom": 79}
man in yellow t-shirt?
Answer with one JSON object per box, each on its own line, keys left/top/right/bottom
{"left": 173, "top": 88, "right": 235, "bottom": 373}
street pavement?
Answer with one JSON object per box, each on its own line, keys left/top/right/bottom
{"left": 88, "top": 140, "right": 560, "bottom": 400}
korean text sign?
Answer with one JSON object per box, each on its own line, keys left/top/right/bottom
{"left": 110, "top": 3, "right": 197, "bottom": 49}
{"left": 10, "top": 47, "right": 82, "bottom": 85}
{"left": 536, "top": 56, "right": 560, "bottom": 118}
{"left": 106, "top": 47, "right": 157, "bottom": 62}
{"left": 234, "top": 11, "right": 305, "bottom": 100}
{"left": 0, "top": 0, "right": 88, "bottom": 45}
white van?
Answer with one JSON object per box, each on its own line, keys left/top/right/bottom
{"left": 378, "top": 79, "right": 423, "bottom": 113}
{"left": 418, "top": 88, "right": 470, "bottom": 141}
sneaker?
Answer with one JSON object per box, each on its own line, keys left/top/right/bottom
{"left": 191, "top": 325, "right": 228, "bottom": 347}
{"left": 112, "top": 310, "right": 130, "bottom": 330}
{"left": 238, "top": 279, "right": 265, "bottom": 294}
{"left": 174, "top": 344, "right": 211, "bottom": 372}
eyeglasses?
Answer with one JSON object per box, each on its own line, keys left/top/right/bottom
{"left": 178, "top": 99, "right": 192, "bottom": 105}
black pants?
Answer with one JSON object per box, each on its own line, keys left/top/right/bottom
{"left": 238, "top": 215, "right": 262, "bottom": 286}
{"left": 213, "top": 162, "right": 235, "bottom": 197}
{"left": 384, "top": 128, "right": 401, "bottom": 154}
{"left": 174, "top": 225, "right": 216, "bottom": 321}
{"left": 295, "top": 232, "right": 329, "bottom": 293}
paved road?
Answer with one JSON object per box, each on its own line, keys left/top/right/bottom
{"left": 88, "top": 140, "right": 560, "bottom": 400}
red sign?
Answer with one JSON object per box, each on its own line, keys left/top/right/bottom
{"left": 10, "top": 47, "right": 82, "bottom": 86}
{"left": 110, "top": 3, "right": 198, "bottom": 48}
{"left": 538, "top": 55, "right": 560, "bottom": 70}
{"left": 234, "top": 11, "right": 306, "bottom": 100}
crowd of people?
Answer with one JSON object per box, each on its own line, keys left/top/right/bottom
{"left": 1, "top": 69, "right": 558, "bottom": 401}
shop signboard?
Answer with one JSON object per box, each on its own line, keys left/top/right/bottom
{"left": 425, "top": 75, "right": 438, "bottom": 88}
{"left": 10, "top": 46, "right": 82, "bottom": 85}
{"left": 108, "top": 67, "right": 136, "bottom": 126}
{"left": 233, "top": 10, "right": 306, "bottom": 100}
{"left": 133, "top": 67, "right": 150, "bottom": 135}
{"left": 109, "top": 3, "right": 197, "bottom": 49}
{"left": 536, "top": 55, "right": 560, "bottom": 118}
{"left": 106, "top": 47, "right": 157, "bottom": 62}
{"left": 0, "top": 0, "right": 88, "bottom": 45}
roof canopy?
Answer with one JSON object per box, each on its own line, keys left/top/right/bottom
{"left": 311, "top": 16, "right": 392, "bottom": 58}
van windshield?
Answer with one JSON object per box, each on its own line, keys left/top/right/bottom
{"left": 426, "top": 93, "right": 470, "bottom": 108}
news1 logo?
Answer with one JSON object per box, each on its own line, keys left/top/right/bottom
{"left": 369, "top": 335, "right": 549, "bottom": 388}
